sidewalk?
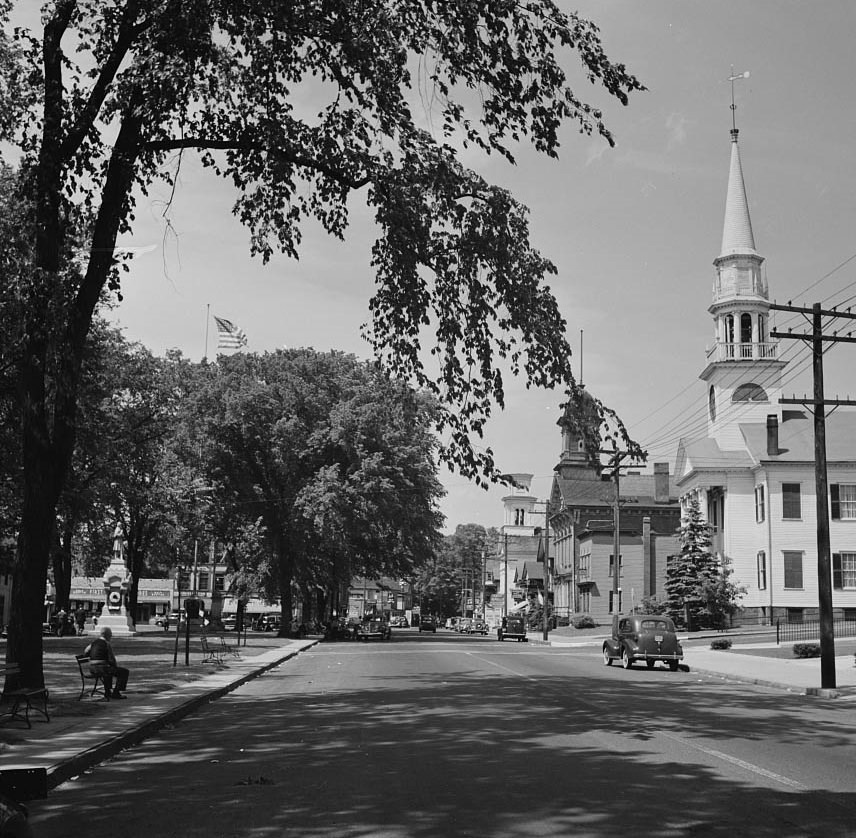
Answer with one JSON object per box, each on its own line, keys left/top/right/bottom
{"left": 0, "top": 629, "right": 319, "bottom": 790}
{"left": 547, "top": 630, "right": 856, "bottom": 698}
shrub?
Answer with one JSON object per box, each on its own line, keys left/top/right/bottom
{"left": 710, "top": 638, "right": 732, "bottom": 650}
{"left": 573, "top": 614, "right": 596, "bottom": 629}
{"left": 793, "top": 643, "right": 821, "bottom": 658}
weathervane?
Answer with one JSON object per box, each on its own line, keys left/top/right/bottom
{"left": 728, "top": 66, "right": 750, "bottom": 132}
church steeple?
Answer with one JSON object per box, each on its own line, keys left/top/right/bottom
{"left": 700, "top": 97, "right": 785, "bottom": 450}
{"left": 719, "top": 129, "right": 758, "bottom": 258}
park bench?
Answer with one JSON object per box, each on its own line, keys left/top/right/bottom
{"left": 75, "top": 654, "right": 107, "bottom": 700}
{"left": 0, "top": 664, "right": 50, "bottom": 728}
{"left": 218, "top": 635, "right": 241, "bottom": 659}
{"left": 200, "top": 634, "right": 224, "bottom": 665}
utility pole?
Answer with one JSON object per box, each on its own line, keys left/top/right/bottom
{"left": 542, "top": 500, "right": 551, "bottom": 642}
{"left": 771, "top": 301, "right": 856, "bottom": 690}
{"left": 504, "top": 532, "right": 509, "bottom": 618}
{"left": 601, "top": 449, "right": 646, "bottom": 617}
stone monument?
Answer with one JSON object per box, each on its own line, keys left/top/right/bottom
{"left": 98, "top": 524, "right": 136, "bottom": 636}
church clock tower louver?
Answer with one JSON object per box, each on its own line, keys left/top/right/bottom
{"left": 699, "top": 124, "right": 785, "bottom": 450}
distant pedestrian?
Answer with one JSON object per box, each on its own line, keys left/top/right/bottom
{"left": 83, "top": 626, "right": 129, "bottom": 700}
{"left": 75, "top": 609, "right": 86, "bottom": 634}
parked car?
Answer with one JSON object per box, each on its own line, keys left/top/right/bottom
{"left": 418, "top": 617, "right": 436, "bottom": 633}
{"left": 457, "top": 618, "right": 472, "bottom": 633}
{"left": 497, "top": 614, "right": 527, "bottom": 642}
{"left": 602, "top": 614, "right": 683, "bottom": 671}
{"left": 355, "top": 619, "right": 392, "bottom": 641}
{"left": 221, "top": 614, "right": 238, "bottom": 631}
{"left": 253, "top": 613, "right": 282, "bottom": 632}
{"left": 389, "top": 616, "right": 409, "bottom": 628}
{"left": 468, "top": 620, "right": 489, "bottom": 636}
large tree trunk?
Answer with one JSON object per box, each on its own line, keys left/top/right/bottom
{"left": 5, "top": 432, "right": 63, "bottom": 689}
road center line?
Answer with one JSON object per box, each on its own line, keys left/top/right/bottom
{"left": 464, "top": 651, "right": 537, "bottom": 680}
{"left": 658, "top": 730, "right": 807, "bottom": 790}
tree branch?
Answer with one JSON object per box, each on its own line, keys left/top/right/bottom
{"left": 143, "top": 137, "right": 372, "bottom": 190}
{"left": 58, "top": 2, "right": 151, "bottom": 164}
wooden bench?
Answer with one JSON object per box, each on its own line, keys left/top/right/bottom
{"left": 200, "top": 634, "right": 224, "bottom": 665}
{"left": 75, "top": 654, "right": 107, "bottom": 700}
{"left": 0, "top": 664, "right": 50, "bottom": 728}
{"left": 218, "top": 635, "right": 241, "bottom": 659}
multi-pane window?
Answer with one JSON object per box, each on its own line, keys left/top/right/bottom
{"left": 578, "top": 552, "right": 591, "bottom": 582}
{"left": 214, "top": 574, "right": 226, "bottom": 592}
{"left": 754, "top": 485, "right": 766, "bottom": 523}
{"left": 608, "top": 554, "right": 623, "bottom": 579}
{"left": 831, "top": 484, "right": 856, "bottom": 520}
{"left": 608, "top": 589, "right": 623, "bottom": 614}
{"left": 198, "top": 571, "right": 210, "bottom": 592}
{"left": 756, "top": 551, "right": 767, "bottom": 590}
{"left": 782, "top": 483, "right": 801, "bottom": 519}
{"left": 833, "top": 553, "right": 856, "bottom": 590}
{"left": 179, "top": 570, "right": 191, "bottom": 590}
{"left": 783, "top": 551, "right": 803, "bottom": 589}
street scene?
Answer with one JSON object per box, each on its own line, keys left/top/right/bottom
{"left": 3, "top": 2, "right": 856, "bottom": 837}
{"left": 19, "top": 628, "right": 856, "bottom": 837}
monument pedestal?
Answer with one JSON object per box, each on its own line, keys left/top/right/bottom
{"left": 97, "top": 608, "right": 137, "bottom": 637}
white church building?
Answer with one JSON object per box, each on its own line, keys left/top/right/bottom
{"left": 675, "top": 123, "right": 856, "bottom": 624}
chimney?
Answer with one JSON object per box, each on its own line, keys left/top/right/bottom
{"left": 654, "top": 462, "right": 670, "bottom": 503}
{"left": 766, "top": 414, "right": 779, "bottom": 456}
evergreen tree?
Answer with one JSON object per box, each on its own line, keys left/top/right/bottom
{"left": 665, "top": 496, "right": 717, "bottom": 629}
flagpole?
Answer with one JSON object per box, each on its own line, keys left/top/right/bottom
{"left": 204, "top": 303, "right": 210, "bottom": 362}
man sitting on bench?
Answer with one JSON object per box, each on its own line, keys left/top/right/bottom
{"left": 83, "top": 626, "right": 129, "bottom": 700}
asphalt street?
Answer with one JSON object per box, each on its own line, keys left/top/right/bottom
{"left": 26, "top": 631, "right": 856, "bottom": 838}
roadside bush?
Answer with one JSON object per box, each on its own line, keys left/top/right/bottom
{"left": 573, "top": 614, "right": 597, "bottom": 629}
{"left": 793, "top": 643, "right": 821, "bottom": 658}
{"left": 710, "top": 638, "right": 732, "bottom": 650}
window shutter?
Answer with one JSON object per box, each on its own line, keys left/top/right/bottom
{"left": 831, "top": 484, "right": 840, "bottom": 520}
{"left": 833, "top": 553, "right": 843, "bottom": 590}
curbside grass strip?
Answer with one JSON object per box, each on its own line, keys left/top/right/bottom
{"left": 45, "top": 640, "right": 319, "bottom": 789}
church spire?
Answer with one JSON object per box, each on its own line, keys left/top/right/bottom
{"left": 719, "top": 69, "right": 756, "bottom": 259}
{"left": 719, "top": 129, "right": 757, "bottom": 258}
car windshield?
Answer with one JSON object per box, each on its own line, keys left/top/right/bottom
{"left": 640, "top": 619, "right": 671, "bottom": 632}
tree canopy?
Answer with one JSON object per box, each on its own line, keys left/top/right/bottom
{"left": 2, "top": 1, "right": 643, "bottom": 685}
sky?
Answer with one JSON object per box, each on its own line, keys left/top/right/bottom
{"left": 35, "top": 1, "right": 856, "bottom": 533}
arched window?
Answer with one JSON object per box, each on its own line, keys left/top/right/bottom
{"left": 740, "top": 313, "right": 752, "bottom": 344}
{"left": 732, "top": 383, "right": 768, "bottom": 403}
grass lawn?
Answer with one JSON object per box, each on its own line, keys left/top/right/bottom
{"left": 727, "top": 639, "right": 856, "bottom": 660}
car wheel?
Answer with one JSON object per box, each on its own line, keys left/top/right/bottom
{"left": 669, "top": 660, "right": 680, "bottom": 672}
{"left": 646, "top": 659, "right": 655, "bottom": 669}
{"left": 621, "top": 647, "right": 633, "bottom": 669}
{"left": 602, "top": 646, "right": 613, "bottom": 666}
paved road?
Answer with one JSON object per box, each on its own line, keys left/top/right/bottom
{"left": 27, "top": 631, "right": 856, "bottom": 837}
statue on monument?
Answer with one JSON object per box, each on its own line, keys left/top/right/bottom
{"left": 99, "top": 523, "right": 136, "bottom": 636}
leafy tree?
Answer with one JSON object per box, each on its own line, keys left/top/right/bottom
{"left": 700, "top": 556, "right": 745, "bottom": 630}
{"left": 417, "top": 524, "right": 492, "bottom": 619}
{"left": 3, "top": 1, "right": 643, "bottom": 686}
{"left": 190, "top": 349, "right": 443, "bottom": 632}
{"left": 665, "top": 496, "right": 719, "bottom": 629}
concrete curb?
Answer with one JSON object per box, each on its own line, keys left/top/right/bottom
{"left": 46, "top": 640, "right": 319, "bottom": 789}
{"left": 687, "top": 664, "right": 845, "bottom": 699}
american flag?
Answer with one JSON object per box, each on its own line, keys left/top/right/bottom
{"left": 214, "top": 316, "right": 247, "bottom": 350}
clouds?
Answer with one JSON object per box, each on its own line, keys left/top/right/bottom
{"left": 666, "top": 111, "right": 690, "bottom": 150}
